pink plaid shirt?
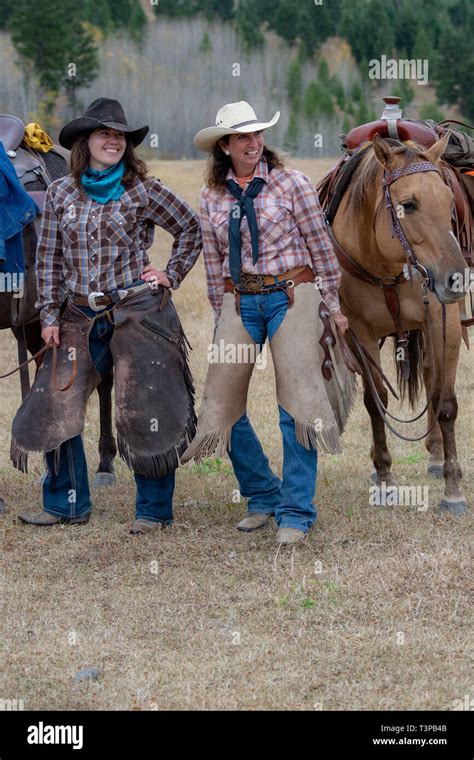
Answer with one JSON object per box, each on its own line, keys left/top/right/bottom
{"left": 200, "top": 158, "right": 341, "bottom": 321}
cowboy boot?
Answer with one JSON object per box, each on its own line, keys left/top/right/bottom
{"left": 237, "top": 513, "right": 272, "bottom": 532}
{"left": 18, "top": 510, "right": 90, "bottom": 526}
{"left": 129, "top": 519, "right": 164, "bottom": 535}
{"left": 276, "top": 527, "right": 306, "bottom": 544}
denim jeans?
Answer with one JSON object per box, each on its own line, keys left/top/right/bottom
{"left": 228, "top": 288, "right": 317, "bottom": 533}
{"left": 43, "top": 303, "right": 175, "bottom": 523}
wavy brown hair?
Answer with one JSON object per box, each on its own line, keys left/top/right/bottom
{"left": 205, "top": 138, "right": 285, "bottom": 192}
{"left": 70, "top": 133, "right": 148, "bottom": 191}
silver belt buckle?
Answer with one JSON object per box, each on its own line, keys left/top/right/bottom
{"left": 87, "top": 291, "right": 106, "bottom": 312}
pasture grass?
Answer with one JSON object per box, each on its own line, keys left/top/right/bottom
{"left": 1, "top": 159, "right": 472, "bottom": 710}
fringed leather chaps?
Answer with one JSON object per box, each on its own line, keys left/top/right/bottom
{"left": 11, "top": 288, "right": 196, "bottom": 477}
{"left": 182, "top": 284, "right": 356, "bottom": 463}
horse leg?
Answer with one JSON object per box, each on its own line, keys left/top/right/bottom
{"left": 429, "top": 308, "right": 467, "bottom": 515}
{"left": 94, "top": 369, "right": 117, "bottom": 487}
{"left": 364, "top": 374, "right": 396, "bottom": 489}
{"left": 423, "top": 364, "right": 444, "bottom": 478}
{"left": 348, "top": 330, "right": 396, "bottom": 490}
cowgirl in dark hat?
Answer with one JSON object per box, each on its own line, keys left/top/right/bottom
{"left": 13, "top": 98, "right": 202, "bottom": 533}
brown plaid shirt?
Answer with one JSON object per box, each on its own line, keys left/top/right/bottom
{"left": 200, "top": 158, "right": 342, "bottom": 321}
{"left": 36, "top": 175, "right": 202, "bottom": 326}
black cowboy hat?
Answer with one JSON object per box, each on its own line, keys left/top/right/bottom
{"left": 59, "top": 97, "right": 149, "bottom": 150}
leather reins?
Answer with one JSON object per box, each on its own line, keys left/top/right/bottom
{"left": 0, "top": 340, "right": 77, "bottom": 392}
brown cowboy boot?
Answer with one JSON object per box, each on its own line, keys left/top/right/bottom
{"left": 237, "top": 513, "right": 272, "bottom": 532}
{"left": 18, "top": 510, "right": 90, "bottom": 526}
{"left": 276, "top": 527, "right": 306, "bottom": 545}
{"left": 129, "top": 519, "right": 163, "bottom": 535}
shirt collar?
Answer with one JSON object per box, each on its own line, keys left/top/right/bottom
{"left": 226, "top": 157, "right": 269, "bottom": 184}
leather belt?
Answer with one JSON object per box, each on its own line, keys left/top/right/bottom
{"left": 68, "top": 282, "right": 152, "bottom": 312}
{"left": 224, "top": 266, "right": 315, "bottom": 314}
{"left": 225, "top": 265, "right": 311, "bottom": 292}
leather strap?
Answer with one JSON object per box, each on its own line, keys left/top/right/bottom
{"left": 0, "top": 340, "right": 77, "bottom": 393}
{"left": 69, "top": 281, "right": 151, "bottom": 308}
{"left": 71, "top": 293, "right": 116, "bottom": 308}
{"left": 17, "top": 324, "right": 30, "bottom": 400}
{"left": 224, "top": 267, "right": 315, "bottom": 314}
{"left": 326, "top": 224, "right": 406, "bottom": 289}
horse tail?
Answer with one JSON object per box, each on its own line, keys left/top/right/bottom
{"left": 392, "top": 330, "right": 425, "bottom": 409}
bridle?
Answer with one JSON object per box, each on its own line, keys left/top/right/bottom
{"left": 381, "top": 160, "right": 439, "bottom": 282}
{"left": 328, "top": 158, "right": 448, "bottom": 441}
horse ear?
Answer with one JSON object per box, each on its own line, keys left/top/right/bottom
{"left": 372, "top": 133, "right": 395, "bottom": 168}
{"left": 422, "top": 131, "right": 450, "bottom": 165}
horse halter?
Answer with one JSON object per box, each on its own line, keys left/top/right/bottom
{"left": 382, "top": 161, "right": 440, "bottom": 282}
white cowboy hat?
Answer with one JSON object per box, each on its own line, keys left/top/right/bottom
{"left": 194, "top": 101, "right": 280, "bottom": 152}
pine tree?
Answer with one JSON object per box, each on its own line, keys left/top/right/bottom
{"left": 435, "top": 0, "right": 474, "bottom": 119}
{"left": 9, "top": 0, "right": 99, "bottom": 114}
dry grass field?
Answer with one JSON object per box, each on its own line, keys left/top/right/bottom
{"left": 1, "top": 159, "right": 472, "bottom": 711}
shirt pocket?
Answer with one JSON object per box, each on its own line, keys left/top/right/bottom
{"left": 59, "top": 213, "right": 80, "bottom": 247}
{"left": 106, "top": 210, "right": 134, "bottom": 247}
{"left": 209, "top": 210, "right": 229, "bottom": 246}
{"left": 258, "top": 204, "right": 295, "bottom": 246}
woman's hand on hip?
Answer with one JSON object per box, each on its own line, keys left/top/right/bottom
{"left": 142, "top": 266, "right": 171, "bottom": 289}
{"left": 331, "top": 311, "right": 349, "bottom": 334}
{"left": 42, "top": 326, "right": 60, "bottom": 346}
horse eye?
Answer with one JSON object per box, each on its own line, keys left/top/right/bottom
{"left": 401, "top": 200, "right": 417, "bottom": 214}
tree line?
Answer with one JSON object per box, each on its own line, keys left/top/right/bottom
{"left": 1, "top": 0, "right": 472, "bottom": 121}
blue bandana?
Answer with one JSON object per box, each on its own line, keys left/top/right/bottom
{"left": 80, "top": 161, "right": 125, "bottom": 203}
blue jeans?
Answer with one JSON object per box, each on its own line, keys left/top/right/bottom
{"left": 43, "top": 304, "right": 175, "bottom": 523}
{"left": 228, "top": 289, "right": 317, "bottom": 533}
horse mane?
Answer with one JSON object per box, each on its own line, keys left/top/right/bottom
{"left": 346, "top": 141, "right": 424, "bottom": 215}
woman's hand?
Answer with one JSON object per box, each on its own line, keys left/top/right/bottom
{"left": 42, "top": 326, "right": 60, "bottom": 346}
{"left": 142, "top": 266, "right": 171, "bottom": 289}
{"left": 331, "top": 311, "right": 349, "bottom": 334}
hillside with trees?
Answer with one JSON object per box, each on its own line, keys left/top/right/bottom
{"left": 0, "top": 0, "right": 471, "bottom": 157}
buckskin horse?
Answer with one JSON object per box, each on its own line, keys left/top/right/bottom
{"left": 319, "top": 101, "right": 472, "bottom": 515}
{"left": 0, "top": 114, "right": 117, "bottom": 513}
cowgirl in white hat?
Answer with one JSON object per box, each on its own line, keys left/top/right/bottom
{"left": 183, "top": 101, "right": 354, "bottom": 545}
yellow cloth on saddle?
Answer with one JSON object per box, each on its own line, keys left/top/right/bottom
{"left": 23, "top": 123, "right": 54, "bottom": 153}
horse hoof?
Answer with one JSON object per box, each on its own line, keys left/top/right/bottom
{"left": 439, "top": 498, "right": 469, "bottom": 516}
{"left": 427, "top": 464, "right": 443, "bottom": 479}
{"left": 36, "top": 471, "right": 48, "bottom": 485}
{"left": 0, "top": 499, "right": 6, "bottom": 515}
{"left": 93, "top": 472, "right": 117, "bottom": 488}
{"left": 370, "top": 470, "right": 378, "bottom": 483}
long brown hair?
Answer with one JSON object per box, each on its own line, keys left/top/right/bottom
{"left": 205, "top": 138, "right": 285, "bottom": 192}
{"left": 70, "top": 133, "right": 148, "bottom": 190}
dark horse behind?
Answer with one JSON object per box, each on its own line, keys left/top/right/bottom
{"left": 0, "top": 115, "right": 116, "bottom": 513}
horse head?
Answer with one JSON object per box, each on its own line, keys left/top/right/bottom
{"left": 370, "top": 133, "right": 467, "bottom": 304}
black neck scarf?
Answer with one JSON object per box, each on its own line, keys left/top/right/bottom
{"left": 226, "top": 175, "right": 267, "bottom": 286}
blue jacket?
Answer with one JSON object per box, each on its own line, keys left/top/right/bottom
{"left": 0, "top": 140, "right": 39, "bottom": 273}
